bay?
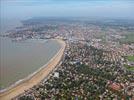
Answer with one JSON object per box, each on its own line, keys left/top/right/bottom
{"left": 0, "top": 37, "right": 61, "bottom": 89}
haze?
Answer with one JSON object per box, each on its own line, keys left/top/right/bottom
{"left": 1, "top": 0, "right": 134, "bottom": 20}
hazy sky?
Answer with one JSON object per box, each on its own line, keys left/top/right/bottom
{"left": 1, "top": 0, "right": 134, "bottom": 19}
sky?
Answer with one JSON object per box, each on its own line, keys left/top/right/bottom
{"left": 1, "top": 0, "right": 134, "bottom": 20}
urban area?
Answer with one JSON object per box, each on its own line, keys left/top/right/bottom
{"left": 2, "top": 18, "right": 134, "bottom": 100}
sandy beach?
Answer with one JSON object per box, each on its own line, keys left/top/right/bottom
{"left": 0, "top": 39, "right": 66, "bottom": 100}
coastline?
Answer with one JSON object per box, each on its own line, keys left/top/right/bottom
{"left": 0, "top": 39, "right": 66, "bottom": 100}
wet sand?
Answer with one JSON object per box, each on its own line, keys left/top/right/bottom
{"left": 0, "top": 39, "right": 66, "bottom": 100}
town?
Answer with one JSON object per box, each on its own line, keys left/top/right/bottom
{"left": 4, "top": 18, "right": 134, "bottom": 99}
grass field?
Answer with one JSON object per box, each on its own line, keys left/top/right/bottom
{"left": 120, "top": 33, "right": 134, "bottom": 44}
{"left": 124, "top": 65, "right": 134, "bottom": 71}
{"left": 127, "top": 56, "right": 134, "bottom": 62}
{"left": 124, "top": 56, "right": 134, "bottom": 71}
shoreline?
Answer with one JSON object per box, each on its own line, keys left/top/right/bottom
{"left": 0, "top": 39, "right": 66, "bottom": 100}
{"left": 0, "top": 38, "right": 49, "bottom": 92}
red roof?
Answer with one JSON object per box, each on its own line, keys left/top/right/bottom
{"left": 109, "top": 83, "right": 122, "bottom": 91}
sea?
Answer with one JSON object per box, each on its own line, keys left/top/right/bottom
{"left": 0, "top": 19, "right": 61, "bottom": 90}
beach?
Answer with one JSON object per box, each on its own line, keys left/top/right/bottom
{"left": 0, "top": 39, "right": 66, "bottom": 100}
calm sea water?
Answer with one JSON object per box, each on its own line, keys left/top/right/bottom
{"left": 0, "top": 37, "right": 61, "bottom": 89}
